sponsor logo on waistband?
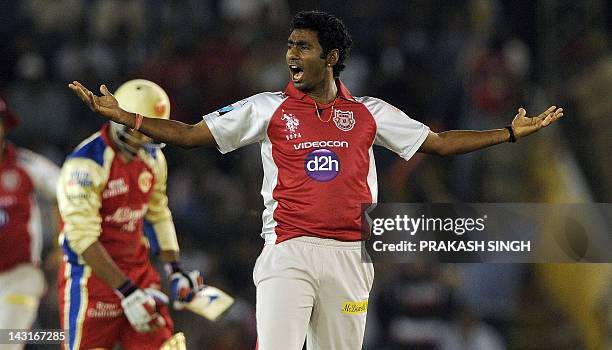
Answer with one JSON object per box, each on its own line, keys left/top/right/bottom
{"left": 87, "top": 302, "right": 122, "bottom": 318}
{"left": 341, "top": 300, "right": 368, "bottom": 314}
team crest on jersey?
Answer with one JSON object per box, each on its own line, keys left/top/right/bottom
{"left": 333, "top": 109, "right": 355, "bottom": 132}
{"left": 138, "top": 170, "right": 153, "bottom": 193}
{"left": 281, "top": 111, "right": 302, "bottom": 140}
{"left": 1, "top": 170, "right": 20, "bottom": 191}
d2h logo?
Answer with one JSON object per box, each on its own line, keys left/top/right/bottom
{"left": 304, "top": 148, "right": 340, "bottom": 182}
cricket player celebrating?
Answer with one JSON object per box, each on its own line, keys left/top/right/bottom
{"left": 0, "top": 96, "right": 60, "bottom": 350}
{"left": 57, "top": 80, "right": 202, "bottom": 350}
{"left": 69, "top": 11, "right": 563, "bottom": 350}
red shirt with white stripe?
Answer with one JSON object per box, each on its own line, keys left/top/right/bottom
{"left": 0, "top": 143, "right": 59, "bottom": 272}
{"left": 204, "top": 80, "right": 429, "bottom": 244}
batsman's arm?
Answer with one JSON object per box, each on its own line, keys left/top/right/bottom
{"left": 81, "top": 241, "right": 129, "bottom": 288}
{"left": 419, "top": 106, "right": 563, "bottom": 156}
{"left": 81, "top": 241, "right": 164, "bottom": 333}
{"left": 68, "top": 81, "right": 215, "bottom": 149}
{"left": 160, "top": 250, "right": 180, "bottom": 263}
{"left": 141, "top": 150, "right": 203, "bottom": 302}
{"left": 143, "top": 149, "right": 180, "bottom": 259}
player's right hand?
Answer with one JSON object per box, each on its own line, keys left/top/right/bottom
{"left": 68, "top": 81, "right": 124, "bottom": 123}
{"left": 165, "top": 262, "right": 204, "bottom": 306}
{"left": 117, "top": 281, "right": 166, "bottom": 333}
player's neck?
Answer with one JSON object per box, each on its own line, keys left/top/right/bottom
{"left": 307, "top": 77, "right": 338, "bottom": 105}
{"left": 116, "top": 149, "right": 135, "bottom": 163}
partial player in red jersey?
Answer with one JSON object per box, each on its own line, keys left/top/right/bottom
{"left": 0, "top": 96, "right": 60, "bottom": 350}
{"left": 57, "top": 80, "right": 202, "bottom": 350}
{"left": 69, "top": 11, "right": 564, "bottom": 350}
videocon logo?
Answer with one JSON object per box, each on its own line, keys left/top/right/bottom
{"left": 304, "top": 148, "right": 340, "bottom": 182}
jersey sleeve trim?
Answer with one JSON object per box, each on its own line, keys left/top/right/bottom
{"left": 398, "top": 123, "right": 429, "bottom": 160}
{"left": 203, "top": 113, "right": 233, "bottom": 154}
{"left": 360, "top": 96, "right": 430, "bottom": 161}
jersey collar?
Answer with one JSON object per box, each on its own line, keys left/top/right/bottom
{"left": 284, "top": 79, "right": 355, "bottom": 102}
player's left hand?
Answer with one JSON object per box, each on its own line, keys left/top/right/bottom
{"left": 511, "top": 105, "right": 564, "bottom": 139}
{"left": 169, "top": 267, "right": 204, "bottom": 305}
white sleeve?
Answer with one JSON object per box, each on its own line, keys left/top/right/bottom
{"left": 202, "top": 92, "right": 285, "bottom": 153}
{"left": 361, "top": 97, "right": 430, "bottom": 161}
{"left": 17, "top": 148, "right": 60, "bottom": 201}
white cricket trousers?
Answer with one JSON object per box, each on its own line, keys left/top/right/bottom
{"left": 253, "top": 236, "right": 374, "bottom": 350}
{"left": 0, "top": 263, "right": 46, "bottom": 350}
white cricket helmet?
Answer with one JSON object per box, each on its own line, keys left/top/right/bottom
{"left": 110, "top": 79, "right": 170, "bottom": 154}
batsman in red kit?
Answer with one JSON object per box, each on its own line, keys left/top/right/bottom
{"left": 57, "top": 80, "right": 202, "bottom": 350}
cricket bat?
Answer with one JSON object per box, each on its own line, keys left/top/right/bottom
{"left": 178, "top": 286, "right": 234, "bottom": 321}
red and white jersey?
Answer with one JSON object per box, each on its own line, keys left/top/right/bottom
{"left": 203, "top": 80, "right": 429, "bottom": 244}
{"left": 0, "top": 143, "right": 59, "bottom": 272}
{"left": 57, "top": 124, "right": 178, "bottom": 270}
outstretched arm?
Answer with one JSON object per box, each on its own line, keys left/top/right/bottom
{"left": 419, "top": 106, "right": 563, "bottom": 155}
{"left": 68, "top": 81, "right": 216, "bottom": 148}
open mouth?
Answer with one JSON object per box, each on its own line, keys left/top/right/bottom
{"left": 289, "top": 65, "right": 304, "bottom": 81}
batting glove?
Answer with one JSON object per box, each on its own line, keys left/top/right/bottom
{"left": 166, "top": 262, "right": 204, "bottom": 305}
{"left": 144, "top": 288, "right": 169, "bottom": 305}
{"left": 116, "top": 280, "right": 166, "bottom": 333}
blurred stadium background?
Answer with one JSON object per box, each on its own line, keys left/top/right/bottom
{"left": 0, "top": 0, "right": 610, "bottom": 349}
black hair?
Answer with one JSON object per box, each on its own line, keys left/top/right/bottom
{"left": 290, "top": 11, "right": 353, "bottom": 78}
